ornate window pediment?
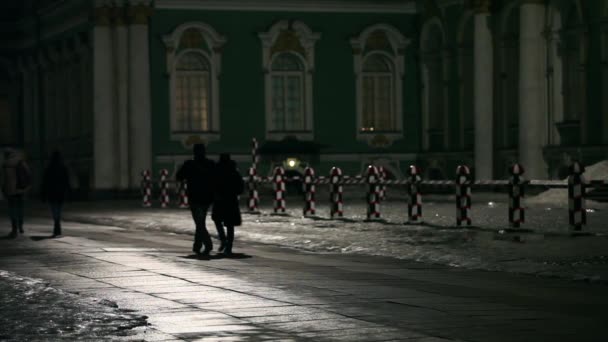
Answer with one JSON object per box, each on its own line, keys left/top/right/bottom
{"left": 163, "top": 22, "right": 226, "bottom": 146}
{"left": 351, "top": 24, "right": 409, "bottom": 148}
{"left": 259, "top": 20, "right": 320, "bottom": 141}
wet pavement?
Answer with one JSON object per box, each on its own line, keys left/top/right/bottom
{"left": 0, "top": 201, "right": 607, "bottom": 341}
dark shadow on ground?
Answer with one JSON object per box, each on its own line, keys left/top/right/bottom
{"left": 30, "top": 235, "right": 60, "bottom": 241}
{"left": 180, "top": 253, "right": 252, "bottom": 260}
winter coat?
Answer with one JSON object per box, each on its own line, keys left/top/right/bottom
{"left": 176, "top": 157, "right": 216, "bottom": 205}
{"left": 1, "top": 151, "right": 30, "bottom": 196}
{"left": 41, "top": 161, "right": 70, "bottom": 202}
{"left": 211, "top": 161, "right": 245, "bottom": 226}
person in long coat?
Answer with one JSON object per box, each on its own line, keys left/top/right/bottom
{"left": 211, "top": 153, "right": 244, "bottom": 255}
{"left": 1, "top": 148, "right": 31, "bottom": 237}
{"left": 176, "top": 144, "right": 216, "bottom": 256}
{"left": 41, "top": 151, "right": 71, "bottom": 237}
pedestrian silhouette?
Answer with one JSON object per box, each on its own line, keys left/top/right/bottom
{"left": 41, "top": 151, "right": 71, "bottom": 237}
{"left": 176, "top": 144, "right": 216, "bottom": 256}
{"left": 1, "top": 148, "right": 32, "bottom": 238}
{"left": 211, "top": 153, "right": 245, "bottom": 256}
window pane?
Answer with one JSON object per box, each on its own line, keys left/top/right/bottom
{"left": 376, "top": 75, "right": 392, "bottom": 130}
{"left": 362, "top": 76, "right": 374, "bottom": 129}
{"left": 271, "top": 53, "right": 303, "bottom": 71}
{"left": 174, "top": 52, "right": 211, "bottom": 132}
{"left": 363, "top": 54, "right": 390, "bottom": 72}
{"left": 285, "top": 76, "right": 303, "bottom": 130}
{"left": 271, "top": 76, "right": 285, "bottom": 130}
{"left": 177, "top": 52, "right": 209, "bottom": 71}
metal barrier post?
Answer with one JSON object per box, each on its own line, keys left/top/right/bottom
{"left": 141, "top": 170, "right": 152, "bottom": 207}
{"left": 159, "top": 169, "right": 170, "bottom": 208}
{"left": 248, "top": 167, "right": 259, "bottom": 213}
{"left": 330, "top": 167, "right": 343, "bottom": 218}
{"left": 508, "top": 164, "right": 525, "bottom": 228}
{"left": 366, "top": 165, "right": 381, "bottom": 220}
{"left": 303, "top": 167, "right": 316, "bottom": 216}
{"left": 407, "top": 165, "right": 422, "bottom": 223}
{"left": 178, "top": 180, "right": 189, "bottom": 209}
{"left": 456, "top": 165, "right": 472, "bottom": 226}
{"left": 273, "top": 166, "right": 286, "bottom": 213}
{"left": 568, "top": 161, "right": 586, "bottom": 231}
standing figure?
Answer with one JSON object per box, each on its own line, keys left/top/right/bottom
{"left": 176, "top": 144, "right": 216, "bottom": 256}
{"left": 211, "top": 154, "right": 244, "bottom": 256}
{"left": 1, "top": 148, "right": 32, "bottom": 237}
{"left": 41, "top": 151, "right": 71, "bottom": 237}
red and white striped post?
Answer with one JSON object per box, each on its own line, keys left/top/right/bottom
{"left": 406, "top": 165, "right": 422, "bottom": 223}
{"left": 141, "top": 170, "right": 152, "bottom": 207}
{"left": 177, "top": 180, "right": 189, "bottom": 209}
{"left": 303, "top": 167, "right": 316, "bottom": 216}
{"left": 159, "top": 169, "right": 170, "bottom": 208}
{"left": 366, "top": 165, "right": 381, "bottom": 220}
{"left": 378, "top": 166, "right": 387, "bottom": 202}
{"left": 508, "top": 163, "right": 525, "bottom": 228}
{"left": 247, "top": 167, "right": 259, "bottom": 212}
{"left": 568, "top": 161, "right": 586, "bottom": 231}
{"left": 273, "top": 166, "right": 286, "bottom": 213}
{"left": 455, "top": 165, "right": 472, "bottom": 226}
{"left": 330, "top": 167, "right": 343, "bottom": 218}
{"left": 252, "top": 138, "right": 259, "bottom": 168}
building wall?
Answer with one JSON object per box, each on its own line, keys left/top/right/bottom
{"left": 149, "top": 8, "right": 420, "bottom": 178}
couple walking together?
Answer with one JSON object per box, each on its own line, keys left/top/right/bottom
{"left": 177, "top": 144, "right": 244, "bottom": 257}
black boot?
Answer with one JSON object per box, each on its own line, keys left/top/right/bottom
{"left": 53, "top": 221, "right": 62, "bottom": 237}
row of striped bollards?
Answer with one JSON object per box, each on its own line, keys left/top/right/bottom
{"left": 140, "top": 161, "right": 589, "bottom": 230}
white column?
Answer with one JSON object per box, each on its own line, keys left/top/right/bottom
{"left": 116, "top": 18, "right": 130, "bottom": 189}
{"left": 519, "top": 1, "right": 547, "bottom": 179}
{"left": 473, "top": 9, "right": 494, "bottom": 179}
{"left": 128, "top": 3, "right": 152, "bottom": 187}
{"left": 93, "top": 6, "right": 117, "bottom": 189}
{"left": 547, "top": 29, "right": 563, "bottom": 146}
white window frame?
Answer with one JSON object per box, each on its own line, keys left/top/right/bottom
{"left": 351, "top": 24, "right": 407, "bottom": 147}
{"left": 360, "top": 53, "right": 396, "bottom": 132}
{"left": 259, "top": 20, "right": 320, "bottom": 141}
{"left": 269, "top": 53, "right": 306, "bottom": 132}
{"left": 173, "top": 50, "right": 212, "bottom": 132}
{"left": 163, "top": 22, "right": 226, "bottom": 144}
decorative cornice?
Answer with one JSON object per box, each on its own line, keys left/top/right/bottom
{"left": 128, "top": 3, "right": 153, "bottom": 25}
{"left": 94, "top": 6, "right": 112, "bottom": 26}
{"left": 471, "top": 0, "right": 491, "bottom": 14}
{"left": 155, "top": 0, "right": 416, "bottom": 13}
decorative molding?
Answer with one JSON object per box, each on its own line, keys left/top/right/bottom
{"left": 351, "top": 24, "right": 409, "bottom": 147}
{"left": 155, "top": 0, "right": 416, "bottom": 13}
{"left": 470, "top": 0, "right": 491, "bottom": 13}
{"left": 259, "top": 20, "right": 320, "bottom": 141}
{"left": 128, "top": 3, "right": 154, "bottom": 25}
{"left": 163, "top": 22, "right": 226, "bottom": 144}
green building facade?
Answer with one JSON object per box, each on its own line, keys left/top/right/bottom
{"left": 0, "top": 0, "right": 606, "bottom": 196}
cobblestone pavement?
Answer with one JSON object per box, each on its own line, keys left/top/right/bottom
{"left": 0, "top": 214, "right": 606, "bottom": 341}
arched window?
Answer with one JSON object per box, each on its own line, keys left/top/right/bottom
{"left": 174, "top": 52, "right": 211, "bottom": 131}
{"left": 498, "top": 6, "right": 519, "bottom": 149}
{"left": 351, "top": 24, "right": 408, "bottom": 147}
{"left": 421, "top": 20, "right": 447, "bottom": 151}
{"left": 259, "top": 20, "right": 320, "bottom": 140}
{"left": 270, "top": 53, "right": 305, "bottom": 131}
{"left": 163, "top": 22, "right": 226, "bottom": 143}
{"left": 458, "top": 13, "right": 474, "bottom": 150}
{"left": 361, "top": 53, "right": 395, "bottom": 131}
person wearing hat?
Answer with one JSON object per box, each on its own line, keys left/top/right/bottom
{"left": 1, "top": 148, "right": 32, "bottom": 237}
{"left": 211, "top": 153, "right": 244, "bottom": 255}
{"left": 176, "top": 144, "right": 216, "bottom": 256}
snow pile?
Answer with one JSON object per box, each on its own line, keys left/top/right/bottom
{"left": 0, "top": 270, "right": 149, "bottom": 341}
{"left": 527, "top": 160, "right": 608, "bottom": 207}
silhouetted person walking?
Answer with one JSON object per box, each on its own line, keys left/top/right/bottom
{"left": 176, "top": 144, "right": 216, "bottom": 256}
{"left": 212, "top": 154, "right": 244, "bottom": 256}
{"left": 41, "top": 151, "right": 71, "bottom": 237}
{"left": 1, "top": 148, "right": 32, "bottom": 238}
